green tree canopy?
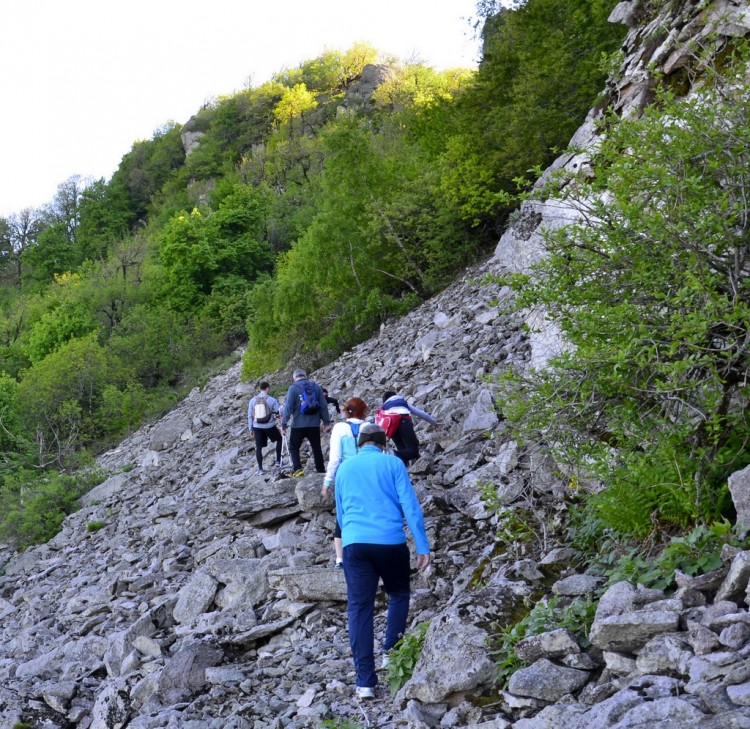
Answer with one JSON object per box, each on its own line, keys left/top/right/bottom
{"left": 157, "top": 183, "right": 273, "bottom": 310}
{"left": 17, "top": 333, "right": 135, "bottom": 465}
{"left": 441, "top": 0, "right": 624, "bottom": 226}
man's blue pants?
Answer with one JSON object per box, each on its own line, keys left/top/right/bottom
{"left": 343, "top": 542, "right": 411, "bottom": 688}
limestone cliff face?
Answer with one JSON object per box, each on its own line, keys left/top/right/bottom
{"left": 341, "top": 63, "right": 394, "bottom": 108}
{"left": 495, "top": 0, "right": 750, "bottom": 369}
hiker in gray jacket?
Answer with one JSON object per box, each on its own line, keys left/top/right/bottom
{"left": 248, "top": 381, "right": 282, "bottom": 475}
{"left": 281, "top": 369, "right": 332, "bottom": 476}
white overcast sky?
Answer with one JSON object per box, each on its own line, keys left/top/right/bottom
{"left": 1, "top": 0, "right": 480, "bottom": 217}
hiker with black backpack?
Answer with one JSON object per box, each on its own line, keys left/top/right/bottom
{"left": 322, "top": 397, "right": 368, "bottom": 568}
{"left": 248, "top": 381, "right": 283, "bottom": 476}
{"left": 376, "top": 390, "right": 441, "bottom": 466}
{"left": 281, "top": 369, "right": 332, "bottom": 477}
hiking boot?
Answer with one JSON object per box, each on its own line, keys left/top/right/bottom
{"left": 292, "top": 469, "right": 305, "bottom": 477}
{"left": 255, "top": 468, "right": 265, "bottom": 476}
{"left": 355, "top": 686, "right": 375, "bottom": 699}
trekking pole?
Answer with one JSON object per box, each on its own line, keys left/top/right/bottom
{"left": 280, "top": 431, "right": 290, "bottom": 470}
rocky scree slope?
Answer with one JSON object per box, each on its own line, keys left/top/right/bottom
{"left": 2, "top": 247, "right": 750, "bottom": 729}
{"left": 5, "top": 0, "right": 750, "bottom": 727}
{"left": 0, "top": 255, "right": 538, "bottom": 729}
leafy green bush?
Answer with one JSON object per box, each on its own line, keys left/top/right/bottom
{"left": 322, "top": 717, "right": 362, "bottom": 729}
{"left": 106, "top": 305, "right": 192, "bottom": 389}
{"left": 0, "top": 467, "right": 108, "bottom": 549}
{"left": 588, "top": 520, "right": 747, "bottom": 591}
{"left": 97, "top": 382, "right": 149, "bottom": 440}
{"left": 0, "top": 372, "right": 26, "bottom": 468}
{"left": 156, "top": 185, "right": 273, "bottom": 312}
{"left": 17, "top": 333, "right": 136, "bottom": 464}
{"left": 386, "top": 621, "right": 429, "bottom": 693}
{"left": 26, "top": 298, "right": 98, "bottom": 364}
{"left": 501, "top": 70, "right": 750, "bottom": 538}
{"left": 322, "top": 719, "right": 363, "bottom": 729}
{"left": 86, "top": 520, "right": 107, "bottom": 533}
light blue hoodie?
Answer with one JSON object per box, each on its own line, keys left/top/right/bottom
{"left": 335, "top": 444, "right": 430, "bottom": 554}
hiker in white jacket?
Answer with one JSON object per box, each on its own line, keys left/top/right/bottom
{"left": 321, "top": 397, "right": 368, "bottom": 567}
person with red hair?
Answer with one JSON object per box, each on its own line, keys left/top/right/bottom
{"left": 322, "top": 396, "right": 368, "bottom": 567}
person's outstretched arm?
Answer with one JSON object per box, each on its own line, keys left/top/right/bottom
{"left": 407, "top": 403, "right": 439, "bottom": 426}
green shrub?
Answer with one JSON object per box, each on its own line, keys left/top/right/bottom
{"left": 86, "top": 520, "right": 107, "bottom": 533}
{"left": 386, "top": 621, "right": 429, "bottom": 693}
{"left": 490, "top": 596, "right": 596, "bottom": 687}
{"left": 322, "top": 720, "right": 363, "bottom": 729}
{"left": 0, "top": 468, "right": 108, "bottom": 549}
{"left": 96, "top": 382, "right": 149, "bottom": 440}
{"left": 589, "top": 520, "right": 747, "bottom": 591}
{"left": 17, "top": 333, "right": 136, "bottom": 464}
{"left": 500, "top": 70, "right": 750, "bottom": 538}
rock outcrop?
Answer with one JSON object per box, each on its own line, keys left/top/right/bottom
{"left": 496, "top": 0, "right": 750, "bottom": 368}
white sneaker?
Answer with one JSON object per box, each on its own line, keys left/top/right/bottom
{"left": 381, "top": 652, "right": 391, "bottom": 669}
{"left": 355, "top": 686, "right": 376, "bottom": 699}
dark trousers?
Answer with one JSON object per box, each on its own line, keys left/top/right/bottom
{"left": 392, "top": 417, "right": 419, "bottom": 466}
{"left": 289, "top": 426, "right": 325, "bottom": 472}
{"left": 252, "top": 427, "right": 282, "bottom": 468}
{"left": 343, "top": 542, "right": 411, "bottom": 688}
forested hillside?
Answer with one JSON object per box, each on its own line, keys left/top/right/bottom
{"left": 0, "top": 0, "right": 624, "bottom": 543}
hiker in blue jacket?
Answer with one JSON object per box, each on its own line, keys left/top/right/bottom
{"left": 335, "top": 422, "right": 431, "bottom": 699}
{"left": 380, "top": 390, "right": 441, "bottom": 466}
{"left": 322, "top": 397, "right": 368, "bottom": 567}
{"left": 248, "top": 381, "right": 282, "bottom": 475}
{"left": 281, "top": 369, "right": 332, "bottom": 477}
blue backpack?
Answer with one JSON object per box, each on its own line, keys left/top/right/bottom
{"left": 298, "top": 382, "right": 320, "bottom": 415}
{"left": 340, "top": 422, "right": 361, "bottom": 460}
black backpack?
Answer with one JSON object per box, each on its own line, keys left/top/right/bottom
{"left": 298, "top": 383, "right": 320, "bottom": 415}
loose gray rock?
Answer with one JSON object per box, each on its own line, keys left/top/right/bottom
{"left": 507, "top": 658, "right": 589, "bottom": 702}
